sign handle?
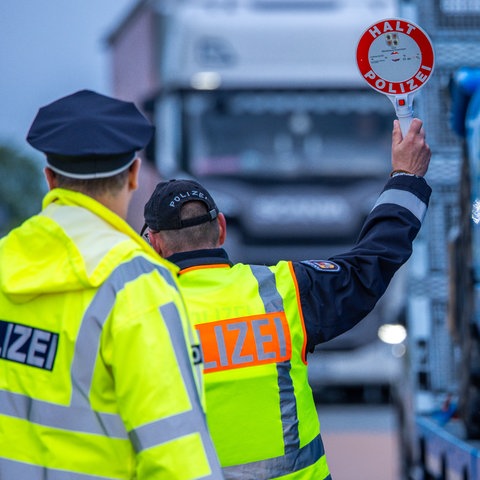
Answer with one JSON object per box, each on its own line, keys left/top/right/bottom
{"left": 388, "top": 93, "right": 415, "bottom": 138}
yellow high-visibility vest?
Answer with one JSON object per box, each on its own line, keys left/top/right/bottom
{"left": 0, "top": 188, "right": 222, "bottom": 479}
{"left": 178, "top": 260, "right": 331, "bottom": 479}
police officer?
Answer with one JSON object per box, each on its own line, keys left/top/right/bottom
{"left": 142, "top": 118, "right": 432, "bottom": 479}
{"left": 0, "top": 90, "right": 223, "bottom": 479}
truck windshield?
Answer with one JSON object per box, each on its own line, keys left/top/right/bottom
{"left": 184, "top": 90, "right": 393, "bottom": 178}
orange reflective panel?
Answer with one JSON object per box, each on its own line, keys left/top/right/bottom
{"left": 196, "top": 312, "right": 292, "bottom": 373}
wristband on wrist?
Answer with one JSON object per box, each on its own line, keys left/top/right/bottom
{"left": 390, "top": 169, "right": 417, "bottom": 177}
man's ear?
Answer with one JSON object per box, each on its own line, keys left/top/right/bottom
{"left": 217, "top": 212, "right": 227, "bottom": 246}
{"left": 149, "top": 232, "right": 166, "bottom": 258}
{"left": 44, "top": 167, "right": 57, "bottom": 190}
{"left": 128, "top": 158, "right": 141, "bottom": 191}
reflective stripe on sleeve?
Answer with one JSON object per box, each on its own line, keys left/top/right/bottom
{"left": 371, "top": 188, "right": 427, "bottom": 222}
{"left": 70, "top": 256, "right": 177, "bottom": 408}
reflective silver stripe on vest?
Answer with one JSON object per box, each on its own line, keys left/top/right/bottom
{"left": 0, "top": 458, "right": 108, "bottom": 480}
{"left": 371, "top": 188, "right": 427, "bottom": 222}
{"left": 223, "top": 434, "right": 326, "bottom": 480}
{"left": 250, "top": 265, "right": 299, "bottom": 453}
{"left": 0, "top": 257, "right": 221, "bottom": 477}
{"left": 247, "top": 265, "right": 322, "bottom": 475}
{"left": 0, "top": 388, "right": 123, "bottom": 436}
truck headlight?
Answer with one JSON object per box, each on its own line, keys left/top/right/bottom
{"left": 378, "top": 324, "right": 407, "bottom": 345}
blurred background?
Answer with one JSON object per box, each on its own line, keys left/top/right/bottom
{"left": 3, "top": 1, "right": 480, "bottom": 478}
{"left": 0, "top": 0, "right": 133, "bottom": 231}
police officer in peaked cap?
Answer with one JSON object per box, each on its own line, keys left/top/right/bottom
{"left": 0, "top": 89, "right": 224, "bottom": 479}
{"left": 27, "top": 89, "right": 154, "bottom": 178}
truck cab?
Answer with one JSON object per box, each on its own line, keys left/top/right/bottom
{"left": 154, "top": 0, "right": 397, "bottom": 259}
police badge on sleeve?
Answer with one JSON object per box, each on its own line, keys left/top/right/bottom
{"left": 301, "top": 260, "right": 341, "bottom": 273}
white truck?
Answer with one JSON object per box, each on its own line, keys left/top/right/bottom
{"left": 109, "top": 0, "right": 406, "bottom": 395}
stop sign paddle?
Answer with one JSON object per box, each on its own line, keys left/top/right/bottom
{"left": 356, "top": 18, "right": 435, "bottom": 137}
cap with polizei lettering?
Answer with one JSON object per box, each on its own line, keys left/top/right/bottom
{"left": 26, "top": 89, "right": 155, "bottom": 179}
{"left": 143, "top": 179, "right": 219, "bottom": 231}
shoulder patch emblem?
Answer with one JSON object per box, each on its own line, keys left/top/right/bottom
{"left": 301, "top": 260, "right": 341, "bottom": 273}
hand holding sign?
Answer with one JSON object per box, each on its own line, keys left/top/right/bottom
{"left": 356, "top": 19, "right": 435, "bottom": 137}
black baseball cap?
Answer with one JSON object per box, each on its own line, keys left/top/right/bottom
{"left": 27, "top": 89, "right": 154, "bottom": 179}
{"left": 143, "top": 179, "right": 219, "bottom": 231}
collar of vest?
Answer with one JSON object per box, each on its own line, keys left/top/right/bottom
{"left": 167, "top": 248, "right": 232, "bottom": 270}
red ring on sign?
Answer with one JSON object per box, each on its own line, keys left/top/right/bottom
{"left": 356, "top": 18, "right": 434, "bottom": 95}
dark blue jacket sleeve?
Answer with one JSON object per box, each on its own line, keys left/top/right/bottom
{"left": 292, "top": 174, "right": 432, "bottom": 352}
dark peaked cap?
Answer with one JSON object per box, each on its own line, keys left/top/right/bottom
{"left": 27, "top": 89, "right": 155, "bottom": 179}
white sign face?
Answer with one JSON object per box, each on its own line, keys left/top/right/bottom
{"left": 369, "top": 33, "right": 421, "bottom": 82}
{"left": 356, "top": 19, "right": 434, "bottom": 95}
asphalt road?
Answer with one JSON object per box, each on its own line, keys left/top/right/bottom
{"left": 317, "top": 403, "right": 401, "bottom": 480}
